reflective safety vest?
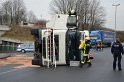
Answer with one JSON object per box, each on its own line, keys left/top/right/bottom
{"left": 83, "top": 43, "right": 91, "bottom": 56}
{"left": 79, "top": 40, "right": 85, "bottom": 49}
{"left": 79, "top": 41, "right": 91, "bottom": 56}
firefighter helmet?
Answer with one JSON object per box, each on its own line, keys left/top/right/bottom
{"left": 85, "top": 37, "right": 90, "bottom": 40}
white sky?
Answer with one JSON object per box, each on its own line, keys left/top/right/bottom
{"left": 0, "top": 0, "right": 124, "bottom": 31}
{"left": 100, "top": 0, "right": 124, "bottom": 31}
{"left": 24, "top": 0, "right": 52, "bottom": 20}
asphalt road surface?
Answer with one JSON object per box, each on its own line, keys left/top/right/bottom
{"left": 0, "top": 48, "right": 124, "bottom": 82}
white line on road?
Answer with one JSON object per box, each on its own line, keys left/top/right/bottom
{"left": 0, "top": 68, "right": 22, "bottom": 75}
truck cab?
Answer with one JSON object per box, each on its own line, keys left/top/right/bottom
{"left": 31, "top": 10, "right": 83, "bottom": 67}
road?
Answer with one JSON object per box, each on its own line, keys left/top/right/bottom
{"left": 0, "top": 48, "right": 124, "bottom": 82}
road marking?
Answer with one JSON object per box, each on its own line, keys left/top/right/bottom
{"left": 0, "top": 65, "right": 39, "bottom": 75}
{"left": 0, "top": 68, "right": 23, "bottom": 75}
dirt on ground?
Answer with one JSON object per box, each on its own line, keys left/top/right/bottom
{"left": 0, "top": 55, "right": 38, "bottom": 68}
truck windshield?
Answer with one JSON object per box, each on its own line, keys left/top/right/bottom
{"left": 90, "top": 35, "right": 98, "bottom": 40}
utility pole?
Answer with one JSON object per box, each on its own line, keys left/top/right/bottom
{"left": 112, "top": 4, "right": 120, "bottom": 38}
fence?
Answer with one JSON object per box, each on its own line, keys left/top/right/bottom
{"left": 0, "top": 45, "right": 18, "bottom": 52}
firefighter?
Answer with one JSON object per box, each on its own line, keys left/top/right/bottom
{"left": 111, "top": 38, "right": 124, "bottom": 71}
{"left": 97, "top": 41, "right": 103, "bottom": 51}
{"left": 79, "top": 37, "right": 92, "bottom": 67}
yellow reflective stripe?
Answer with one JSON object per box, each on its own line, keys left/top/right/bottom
{"left": 83, "top": 43, "right": 90, "bottom": 56}
{"left": 83, "top": 53, "right": 88, "bottom": 56}
{"left": 87, "top": 60, "right": 90, "bottom": 62}
{"left": 79, "top": 41, "right": 85, "bottom": 49}
{"left": 81, "top": 61, "right": 85, "bottom": 64}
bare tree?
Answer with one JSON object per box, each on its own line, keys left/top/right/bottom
{"left": 27, "top": 11, "right": 37, "bottom": 23}
{"left": 0, "top": 7, "right": 4, "bottom": 25}
{"left": 1, "top": 0, "right": 26, "bottom": 25}
{"left": 50, "top": 0, "right": 106, "bottom": 31}
{"left": 2, "top": 1, "right": 10, "bottom": 25}
{"left": 88, "top": 0, "right": 106, "bottom": 30}
{"left": 12, "top": 0, "right": 26, "bottom": 24}
{"left": 50, "top": 0, "right": 77, "bottom": 14}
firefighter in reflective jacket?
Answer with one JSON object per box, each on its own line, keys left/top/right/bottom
{"left": 79, "top": 37, "right": 92, "bottom": 67}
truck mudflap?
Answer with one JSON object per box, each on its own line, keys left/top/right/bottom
{"left": 32, "top": 58, "right": 43, "bottom": 66}
{"left": 32, "top": 52, "right": 43, "bottom": 66}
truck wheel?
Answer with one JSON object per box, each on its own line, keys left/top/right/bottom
{"left": 21, "top": 49, "right": 26, "bottom": 53}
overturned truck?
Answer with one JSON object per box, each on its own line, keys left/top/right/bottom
{"left": 31, "top": 11, "right": 87, "bottom": 67}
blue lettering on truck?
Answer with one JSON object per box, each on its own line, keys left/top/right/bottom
{"left": 103, "top": 31, "right": 115, "bottom": 43}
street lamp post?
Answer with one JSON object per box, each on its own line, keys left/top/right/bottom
{"left": 112, "top": 4, "right": 120, "bottom": 38}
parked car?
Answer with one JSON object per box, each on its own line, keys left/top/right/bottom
{"left": 16, "top": 43, "right": 35, "bottom": 53}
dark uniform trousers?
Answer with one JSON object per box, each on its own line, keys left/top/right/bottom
{"left": 113, "top": 54, "right": 122, "bottom": 70}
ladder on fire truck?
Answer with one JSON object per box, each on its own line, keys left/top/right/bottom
{"left": 43, "top": 28, "right": 56, "bottom": 68}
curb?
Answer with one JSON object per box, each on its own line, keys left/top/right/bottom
{"left": 0, "top": 53, "right": 12, "bottom": 59}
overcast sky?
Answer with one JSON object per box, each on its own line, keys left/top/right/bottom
{"left": 0, "top": 0, "right": 124, "bottom": 31}
{"left": 100, "top": 0, "right": 124, "bottom": 31}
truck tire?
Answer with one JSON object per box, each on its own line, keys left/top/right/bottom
{"left": 21, "top": 49, "right": 26, "bottom": 53}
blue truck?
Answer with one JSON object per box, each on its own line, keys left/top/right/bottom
{"left": 90, "top": 30, "right": 116, "bottom": 47}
